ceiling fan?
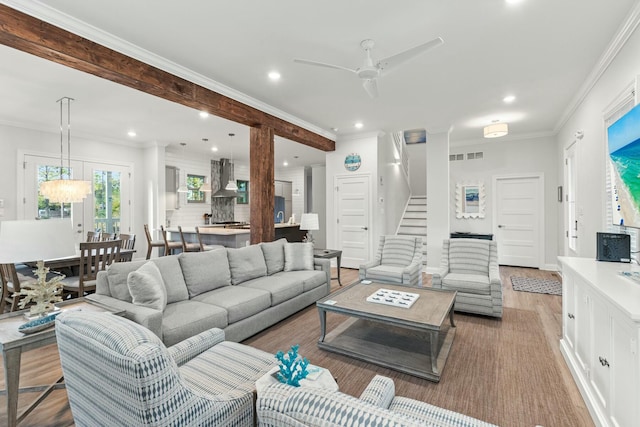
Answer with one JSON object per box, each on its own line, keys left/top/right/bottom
{"left": 294, "top": 37, "right": 443, "bottom": 99}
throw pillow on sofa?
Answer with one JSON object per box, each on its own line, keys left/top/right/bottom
{"left": 127, "top": 262, "right": 167, "bottom": 311}
{"left": 260, "top": 238, "right": 287, "bottom": 275}
{"left": 284, "top": 242, "right": 314, "bottom": 271}
{"left": 227, "top": 244, "right": 268, "bottom": 285}
{"left": 179, "top": 249, "right": 231, "bottom": 297}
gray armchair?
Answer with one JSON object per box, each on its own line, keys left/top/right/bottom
{"left": 431, "top": 238, "right": 503, "bottom": 318}
{"left": 359, "top": 235, "right": 423, "bottom": 287}
{"left": 56, "top": 311, "right": 277, "bottom": 426}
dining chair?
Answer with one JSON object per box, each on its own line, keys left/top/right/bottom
{"left": 144, "top": 224, "right": 165, "bottom": 259}
{"left": 178, "top": 226, "right": 201, "bottom": 252}
{"left": 160, "top": 225, "right": 182, "bottom": 256}
{"left": 61, "top": 240, "right": 122, "bottom": 298}
{"left": 86, "top": 230, "right": 100, "bottom": 242}
{"left": 0, "top": 264, "right": 33, "bottom": 313}
{"left": 117, "top": 233, "right": 136, "bottom": 250}
{"left": 100, "top": 232, "right": 116, "bottom": 241}
{"left": 195, "top": 226, "right": 224, "bottom": 251}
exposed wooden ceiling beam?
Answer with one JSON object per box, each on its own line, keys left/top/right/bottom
{"left": 0, "top": 4, "right": 335, "bottom": 152}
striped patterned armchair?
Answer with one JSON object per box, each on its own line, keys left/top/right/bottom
{"left": 359, "top": 235, "right": 423, "bottom": 287}
{"left": 257, "top": 374, "right": 496, "bottom": 426}
{"left": 432, "top": 238, "right": 503, "bottom": 318}
{"left": 56, "top": 311, "right": 277, "bottom": 427}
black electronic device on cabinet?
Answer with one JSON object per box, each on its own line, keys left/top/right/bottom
{"left": 596, "top": 232, "right": 631, "bottom": 263}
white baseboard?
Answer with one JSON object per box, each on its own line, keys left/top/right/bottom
{"left": 542, "top": 263, "right": 559, "bottom": 272}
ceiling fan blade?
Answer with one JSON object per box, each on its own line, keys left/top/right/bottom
{"left": 293, "top": 59, "right": 356, "bottom": 74}
{"left": 377, "top": 37, "right": 444, "bottom": 72}
{"left": 362, "top": 79, "right": 379, "bottom": 99}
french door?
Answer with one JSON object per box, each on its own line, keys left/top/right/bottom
{"left": 21, "top": 154, "right": 131, "bottom": 244}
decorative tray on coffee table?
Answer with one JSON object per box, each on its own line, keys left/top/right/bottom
{"left": 366, "top": 288, "right": 420, "bottom": 309}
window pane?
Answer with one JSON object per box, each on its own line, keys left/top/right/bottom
{"left": 187, "top": 174, "right": 205, "bottom": 203}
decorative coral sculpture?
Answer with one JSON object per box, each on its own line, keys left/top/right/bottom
{"left": 13, "top": 260, "right": 64, "bottom": 317}
{"left": 275, "top": 344, "right": 309, "bottom": 387}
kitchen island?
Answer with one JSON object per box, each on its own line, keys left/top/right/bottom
{"left": 166, "top": 223, "right": 304, "bottom": 248}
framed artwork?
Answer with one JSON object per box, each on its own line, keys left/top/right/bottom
{"left": 236, "top": 179, "right": 249, "bottom": 204}
{"left": 344, "top": 153, "right": 361, "bottom": 171}
{"left": 455, "top": 182, "right": 486, "bottom": 218}
{"left": 403, "top": 128, "right": 426, "bottom": 144}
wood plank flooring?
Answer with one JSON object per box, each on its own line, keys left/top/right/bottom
{"left": 0, "top": 266, "right": 593, "bottom": 427}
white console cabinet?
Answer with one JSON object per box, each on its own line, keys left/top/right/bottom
{"left": 559, "top": 257, "right": 640, "bottom": 427}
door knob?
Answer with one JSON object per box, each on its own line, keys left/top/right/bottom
{"left": 362, "top": 226, "right": 368, "bottom": 230}
{"left": 498, "top": 225, "right": 504, "bottom": 228}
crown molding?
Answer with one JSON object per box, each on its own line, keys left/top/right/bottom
{"left": 1, "top": 0, "right": 336, "bottom": 142}
{"left": 554, "top": 0, "right": 640, "bottom": 133}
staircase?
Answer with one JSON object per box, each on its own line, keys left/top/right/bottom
{"left": 397, "top": 196, "right": 427, "bottom": 267}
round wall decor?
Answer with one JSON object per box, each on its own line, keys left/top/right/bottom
{"left": 344, "top": 153, "right": 361, "bottom": 171}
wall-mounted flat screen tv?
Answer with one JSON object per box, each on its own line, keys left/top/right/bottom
{"left": 608, "top": 103, "right": 640, "bottom": 228}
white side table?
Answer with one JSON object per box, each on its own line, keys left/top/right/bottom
{"left": 256, "top": 365, "right": 338, "bottom": 394}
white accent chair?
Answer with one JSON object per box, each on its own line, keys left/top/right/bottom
{"left": 359, "top": 235, "right": 423, "bottom": 287}
{"left": 431, "top": 238, "right": 503, "bottom": 318}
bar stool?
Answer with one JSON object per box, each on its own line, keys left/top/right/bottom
{"left": 144, "top": 224, "right": 165, "bottom": 259}
{"left": 160, "top": 225, "right": 183, "bottom": 256}
{"left": 178, "top": 226, "right": 201, "bottom": 252}
{"left": 195, "top": 226, "right": 224, "bottom": 251}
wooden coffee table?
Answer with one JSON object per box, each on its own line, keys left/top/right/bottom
{"left": 317, "top": 282, "right": 457, "bottom": 382}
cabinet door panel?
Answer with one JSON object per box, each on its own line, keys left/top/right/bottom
{"left": 563, "top": 272, "right": 576, "bottom": 351}
{"left": 610, "top": 316, "right": 637, "bottom": 427}
{"left": 590, "top": 296, "right": 610, "bottom": 411}
{"left": 575, "top": 280, "right": 591, "bottom": 372}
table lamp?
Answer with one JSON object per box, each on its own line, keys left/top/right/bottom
{"left": 299, "top": 213, "right": 319, "bottom": 244}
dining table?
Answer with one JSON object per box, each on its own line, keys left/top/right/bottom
{"left": 23, "top": 248, "right": 136, "bottom": 276}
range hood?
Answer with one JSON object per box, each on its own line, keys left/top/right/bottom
{"left": 212, "top": 158, "right": 238, "bottom": 198}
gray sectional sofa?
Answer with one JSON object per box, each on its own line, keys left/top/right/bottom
{"left": 87, "top": 239, "right": 331, "bottom": 346}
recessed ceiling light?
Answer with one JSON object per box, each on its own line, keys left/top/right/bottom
{"left": 503, "top": 95, "right": 516, "bottom": 103}
{"left": 199, "top": 111, "right": 209, "bottom": 118}
{"left": 211, "top": 147, "right": 218, "bottom": 152}
{"left": 268, "top": 71, "right": 281, "bottom": 81}
{"left": 505, "top": 0, "right": 523, "bottom": 4}
{"left": 283, "top": 161, "right": 289, "bottom": 166}
{"left": 331, "top": 127, "right": 339, "bottom": 132}
{"left": 355, "top": 122, "right": 364, "bottom": 129}
{"left": 127, "top": 130, "right": 136, "bottom": 137}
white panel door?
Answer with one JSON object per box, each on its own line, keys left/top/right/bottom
{"left": 335, "top": 174, "right": 370, "bottom": 268}
{"left": 494, "top": 175, "right": 543, "bottom": 267}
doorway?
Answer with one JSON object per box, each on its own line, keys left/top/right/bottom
{"left": 494, "top": 174, "right": 544, "bottom": 268}
{"left": 335, "top": 174, "right": 371, "bottom": 268}
{"left": 21, "top": 153, "right": 132, "bottom": 244}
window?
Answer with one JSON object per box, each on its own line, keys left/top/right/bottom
{"left": 187, "top": 174, "right": 205, "bottom": 203}
{"left": 237, "top": 180, "right": 249, "bottom": 204}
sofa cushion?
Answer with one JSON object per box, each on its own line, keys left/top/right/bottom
{"left": 127, "top": 262, "right": 167, "bottom": 311}
{"left": 363, "top": 265, "right": 405, "bottom": 284}
{"left": 284, "top": 242, "right": 314, "bottom": 271}
{"left": 239, "top": 275, "right": 304, "bottom": 306}
{"left": 272, "top": 270, "right": 327, "bottom": 293}
{"left": 380, "top": 236, "right": 417, "bottom": 267}
{"left": 179, "top": 249, "right": 231, "bottom": 297}
{"left": 227, "top": 245, "right": 268, "bottom": 285}
{"left": 105, "top": 256, "right": 189, "bottom": 304}
{"left": 161, "top": 300, "right": 228, "bottom": 347}
{"left": 442, "top": 273, "right": 491, "bottom": 295}
{"left": 193, "top": 286, "right": 271, "bottom": 324}
{"left": 260, "top": 238, "right": 287, "bottom": 275}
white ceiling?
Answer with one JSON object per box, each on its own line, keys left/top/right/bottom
{"left": 1, "top": 0, "right": 638, "bottom": 164}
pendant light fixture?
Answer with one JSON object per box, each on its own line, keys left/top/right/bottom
{"left": 40, "top": 97, "right": 92, "bottom": 203}
{"left": 176, "top": 142, "right": 189, "bottom": 192}
{"left": 225, "top": 133, "right": 238, "bottom": 191}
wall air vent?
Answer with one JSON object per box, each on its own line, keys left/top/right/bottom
{"left": 449, "top": 153, "right": 464, "bottom": 161}
{"left": 467, "top": 152, "right": 484, "bottom": 160}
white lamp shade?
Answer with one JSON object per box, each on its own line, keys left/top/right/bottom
{"left": 299, "top": 213, "right": 319, "bottom": 231}
{"left": 0, "top": 219, "right": 77, "bottom": 263}
{"left": 225, "top": 180, "right": 238, "bottom": 191}
{"left": 40, "top": 179, "right": 92, "bottom": 203}
{"left": 483, "top": 123, "right": 508, "bottom": 138}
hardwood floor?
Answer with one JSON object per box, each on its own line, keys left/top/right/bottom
{"left": 0, "top": 266, "right": 592, "bottom": 426}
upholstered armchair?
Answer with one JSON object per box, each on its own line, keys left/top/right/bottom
{"left": 359, "top": 235, "right": 423, "bottom": 286}
{"left": 431, "top": 238, "right": 503, "bottom": 318}
{"left": 56, "top": 311, "right": 277, "bottom": 427}
{"left": 257, "top": 374, "right": 496, "bottom": 426}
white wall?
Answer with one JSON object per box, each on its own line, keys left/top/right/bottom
{"left": 425, "top": 130, "right": 450, "bottom": 270}
{"left": 450, "top": 135, "right": 559, "bottom": 268}
{"left": 311, "top": 165, "right": 327, "bottom": 248}
{"left": 406, "top": 142, "right": 427, "bottom": 195}
{"left": 378, "top": 132, "right": 411, "bottom": 235}
{"left": 556, "top": 18, "right": 640, "bottom": 259}
{"left": 326, "top": 132, "right": 380, "bottom": 259}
